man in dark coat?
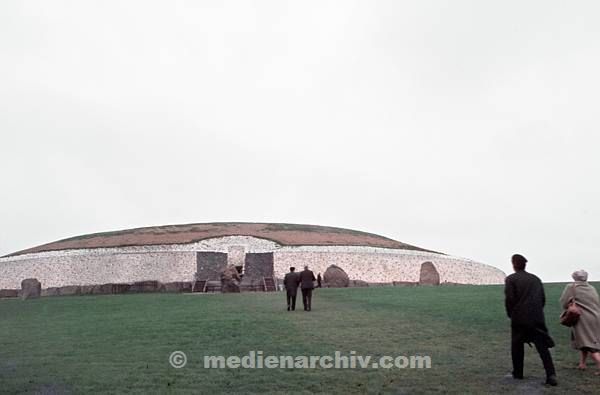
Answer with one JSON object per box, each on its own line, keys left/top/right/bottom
{"left": 283, "top": 267, "right": 300, "bottom": 311}
{"left": 505, "top": 254, "right": 557, "bottom": 386}
{"left": 299, "top": 265, "right": 316, "bottom": 311}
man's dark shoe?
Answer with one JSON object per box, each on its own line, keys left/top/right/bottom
{"left": 287, "top": 306, "right": 290, "bottom": 311}
{"left": 545, "top": 375, "right": 558, "bottom": 386}
{"left": 511, "top": 372, "right": 523, "bottom": 380}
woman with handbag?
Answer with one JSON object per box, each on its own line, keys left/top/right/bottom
{"left": 559, "top": 270, "right": 600, "bottom": 373}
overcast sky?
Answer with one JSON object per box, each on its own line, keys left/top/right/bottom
{"left": 1, "top": 1, "right": 599, "bottom": 282}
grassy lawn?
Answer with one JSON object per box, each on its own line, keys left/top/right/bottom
{"left": 1, "top": 283, "right": 599, "bottom": 394}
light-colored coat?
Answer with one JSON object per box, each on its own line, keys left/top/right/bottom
{"left": 560, "top": 282, "right": 600, "bottom": 350}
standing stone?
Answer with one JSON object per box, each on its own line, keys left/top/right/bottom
{"left": 220, "top": 265, "right": 241, "bottom": 293}
{"left": 21, "top": 278, "right": 41, "bottom": 300}
{"left": 419, "top": 262, "right": 440, "bottom": 285}
{"left": 323, "top": 265, "right": 350, "bottom": 288}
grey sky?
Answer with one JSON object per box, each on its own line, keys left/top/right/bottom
{"left": 1, "top": 1, "right": 599, "bottom": 282}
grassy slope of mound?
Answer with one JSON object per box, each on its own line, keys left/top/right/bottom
{"left": 1, "top": 283, "right": 597, "bottom": 394}
{"left": 4, "top": 222, "right": 435, "bottom": 258}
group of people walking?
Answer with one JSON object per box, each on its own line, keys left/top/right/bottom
{"left": 283, "top": 255, "right": 600, "bottom": 387}
{"left": 505, "top": 254, "right": 600, "bottom": 387}
{"left": 283, "top": 266, "right": 318, "bottom": 311}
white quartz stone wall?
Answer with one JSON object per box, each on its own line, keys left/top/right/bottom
{"left": 0, "top": 236, "right": 505, "bottom": 288}
{"left": 0, "top": 252, "right": 197, "bottom": 288}
{"left": 273, "top": 250, "right": 505, "bottom": 285}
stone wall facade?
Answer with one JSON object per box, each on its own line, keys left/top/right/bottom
{"left": 0, "top": 236, "right": 505, "bottom": 289}
{"left": 272, "top": 250, "right": 504, "bottom": 285}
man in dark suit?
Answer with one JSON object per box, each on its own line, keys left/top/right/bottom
{"left": 283, "top": 267, "right": 300, "bottom": 311}
{"left": 299, "top": 265, "right": 316, "bottom": 311}
{"left": 505, "top": 254, "right": 557, "bottom": 386}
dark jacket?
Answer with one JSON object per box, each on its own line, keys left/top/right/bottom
{"left": 283, "top": 272, "right": 300, "bottom": 294}
{"left": 505, "top": 270, "right": 555, "bottom": 346}
{"left": 299, "top": 269, "right": 316, "bottom": 290}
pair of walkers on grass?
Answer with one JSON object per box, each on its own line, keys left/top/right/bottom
{"left": 283, "top": 266, "right": 316, "bottom": 311}
{"left": 505, "top": 254, "right": 600, "bottom": 387}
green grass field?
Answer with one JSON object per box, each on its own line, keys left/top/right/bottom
{"left": 1, "top": 283, "right": 598, "bottom": 394}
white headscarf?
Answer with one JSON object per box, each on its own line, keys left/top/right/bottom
{"left": 572, "top": 270, "right": 588, "bottom": 282}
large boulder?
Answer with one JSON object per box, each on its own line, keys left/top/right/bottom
{"left": 419, "top": 262, "right": 440, "bottom": 285}
{"left": 220, "top": 265, "right": 241, "bottom": 293}
{"left": 323, "top": 265, "right": 350, "bottom": 288}
{"left": 21, "top": 278, "right": 41, "bottom": 300}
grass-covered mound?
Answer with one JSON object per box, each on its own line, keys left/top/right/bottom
{"left": 5, "top": 222, "right": 430, "bottom": 257}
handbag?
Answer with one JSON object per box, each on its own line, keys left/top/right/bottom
{"left": 560, "top": 284, "right": 581, "bottom": 327}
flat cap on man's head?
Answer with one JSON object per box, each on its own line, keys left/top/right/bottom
{"left": 511, "top": 254, "right": 528, "bottom": 270}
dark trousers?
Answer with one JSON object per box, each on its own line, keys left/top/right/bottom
{"left": 286, "top": 290, "right": 297, "bottom": 310}
{"left": 511, "top": 326, "right": 556, "bottom": 378}
{"left": 301, "top": 288, "right": 313, "bottom": 311}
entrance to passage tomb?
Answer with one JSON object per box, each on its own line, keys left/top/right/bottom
{"left": 227, "top": 246, "right": 246, "bottom": 275}
{"left": 419, "top": 262, "right": 440, "bottom": 285}
{"left": 195, "top": 250, "right": 275, "bottom": 291}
